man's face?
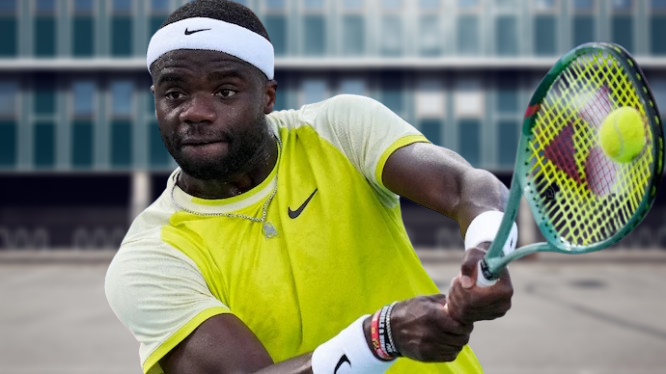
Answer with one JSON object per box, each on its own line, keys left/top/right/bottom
{"left": 151, "top": 49, "right": 276, "bottom": 181}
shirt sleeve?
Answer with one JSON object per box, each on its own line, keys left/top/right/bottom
{"left": 299, "top": 94, "right": 429, "bottom": 204}
{"left": 105, "top": 239, "right": 231, "bottom": 374}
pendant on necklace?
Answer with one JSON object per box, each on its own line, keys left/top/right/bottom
{"left": 263, "top": 222, "right": 278, "bottom": 238}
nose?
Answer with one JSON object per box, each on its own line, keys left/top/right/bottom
{"left": 179, "top": 93, "right": 217, "bottom": 124}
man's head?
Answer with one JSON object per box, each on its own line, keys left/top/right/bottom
{"left": 148, "top": 0, "right": 278, "bottom": 182}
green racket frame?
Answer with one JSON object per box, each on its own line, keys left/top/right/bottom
{"left": 479, "top": 42, "right": 664, "bottom": 282}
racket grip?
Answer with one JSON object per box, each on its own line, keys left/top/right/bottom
{"left": 476, "top": 260, "right": 497, "bottom": 288}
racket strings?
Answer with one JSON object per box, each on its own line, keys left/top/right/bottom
{"left": 526, "top": 50, "right": 654, "bottom": 247}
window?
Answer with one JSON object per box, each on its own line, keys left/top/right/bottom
{"left": 111, "top": 0, "right": 133, "bottom": 56}
{"left": 496, "top": 16, "right": 518, "bottom": 56}
{"left": 420, "top": 119, "right": 442, "bottom": 146}
{"left": 149, "top": 0, "right": 172, "bottom": 39}
{"left": 497, "top": 78, "right": 518, "bottom": 113}
{"left": 457, "top": 15, "right": 480, "bottom": 55}
{"left": 381, "top": 15, "right": 402, "bottom": 56}
{"left": 572, "top": 0, "right": 595, "bottom": 48}
{"left": 339, "top": 79, "right": 365, "bottom": 96}
{"left": 34, "top": 76, "right": 56, "bottom": 115}
{"left": 72, "top": 0, "right": 94, "bottom": 56}
{"left": 459, "top": 120, "right": 480, "bottom": 167}
{"left": 301, "top": 79, "right": 327, "bottom": 105}
{"left": 0, "top": 81, "right": 18, "bottom": 117}
{"left": 72, "top": 80, "right": 95, "bottom": 116}
{"left": 380, "top": 73, "right": 404, "bottom": 114}
{"left": 420, "top": 0, "right": 439, "bottom": 9}
{"left": 0, "top": 81, "right": 18, "bottom": 167}
{"left": 611, "top": 0, "right": 633, "bottom": 53}
{"left": 110, "top": 80, "right": 133, "bottom": 168}
{"left": 381, "top": 0, "right": 401, "bottom": 9}
{"left": 34, "top": 121, "right": 55, "bottom": 168}
{"left": 533, "top": 0, "right": 555, "bottom": 9}
{"left": 415, "top": 79, "right": 445, "bottom": 118}
{"left": 651, "top": 78, "right": 666, "bottom": 124}
{"left": 454, "top": 79, "right": 483, "bottom": 118}
{"left": 73, "top": 0, "right": 93, "bottom": 12}
{"left": 533, "top": 0, "right": 558, "bottom": 56}
{"left": 0, "top": 0, "right": 17, "bottom": 56}
{"left": 304, "top": 0, "right": 323, "bottom": 9}
{"left": 651, "top": 1, "right": 666, "bottom": 55}
{"left": 34, "top": 0, "right": 56, "bottom": 57}
{"left": 458, "top": 0, "right": 479, "bottom": 9}
{"left": 419, "top": 15, "right": 441, "bottom": 56}
{"left": 303, "top": 15, "right": 325, "bottom": 56}
{"left": 342, "top": 0, "right": 363, "bottom": 9}
{"left": 149, "top": 120, "right": 170, "bottom": 167}
{"left": 341, "top": 15, "right": 364, "bottom": 56}
{"left": 498, "top": 120, "right": 519, "bottom": 167}
{"left": 110, "top": 80, "right": 133, "bottom": 117}
{"left": 264, "top": 0, "right": 287, "bottom": 56}
{"left": 72, "top": 120, "right": 93, "bottom": 168}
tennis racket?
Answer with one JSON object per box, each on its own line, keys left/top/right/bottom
{"left": 476, "top": 42, "right": 664, "bottom": 286}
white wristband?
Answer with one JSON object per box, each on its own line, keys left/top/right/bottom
{"left": 312, "top": 316, "right": 395, "bottom": 374}
{"left": 464, "top": 211, "right": 518, "bottom": 257}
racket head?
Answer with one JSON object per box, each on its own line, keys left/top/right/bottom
{"left": 517, "top": 42, "right": 664, "bottom": 254}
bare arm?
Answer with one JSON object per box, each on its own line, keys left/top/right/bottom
{"left": 161, "top": 314, "right": 313, "bottom": 374}
{"left": 161, "top": 299, "right": 474, "bottom": 374}
{"left": 382, "top": 142, "right": 509, "bottom": 236}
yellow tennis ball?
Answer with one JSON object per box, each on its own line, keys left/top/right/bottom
{"left": 598, "top": 107, "right": 646, "bottom": 163}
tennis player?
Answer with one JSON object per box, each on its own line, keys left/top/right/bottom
{"left": 105, "top": 1, "right": 516, "bottom": 373}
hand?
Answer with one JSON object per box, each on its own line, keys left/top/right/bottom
{"left": 387, "top": 294, "right": 473, "bottom": 362}
{"left": 446, "top": 246, "right": 513, "bottom": 325}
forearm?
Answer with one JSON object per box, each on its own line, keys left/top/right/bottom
{"left": 253, "top": 354, "right": 312, "bottom": 374}
{"left": 452, "top": 167, "right": 510, "bottom": 237}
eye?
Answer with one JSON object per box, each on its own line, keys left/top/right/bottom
{"left": 217, "top": 89, "right": 237, "bottom": 98}
{"left": 165, "top": 91, "right": 184, "bottom": 100}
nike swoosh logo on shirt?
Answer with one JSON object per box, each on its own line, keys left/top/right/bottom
{"left": 184, "top": 28, "right": 211, "bottom": 35}
{"left": 288, "top": 188, "right": 318, "bottom": 219}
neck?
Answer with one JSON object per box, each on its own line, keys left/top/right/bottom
{"left": 177, "top": 135, "right": 279, "bottom": 199}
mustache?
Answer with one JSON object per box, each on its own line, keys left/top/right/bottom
{"left": 172, "top": 127, "right": 231, "bottom": 147}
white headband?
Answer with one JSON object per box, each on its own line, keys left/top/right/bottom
{"left": 147, "top": 17, "right": 274, "bottom": 79}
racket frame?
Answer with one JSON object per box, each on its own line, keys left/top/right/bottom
{"left": 480, "top": 42, "right": 664, "bottom": 281}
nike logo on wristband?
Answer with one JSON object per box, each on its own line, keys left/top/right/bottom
{"left": 334, "top": 354, "right": 351, "bottom": 373}
{"left": 184, "top": 28, "right": 211, "bottom": 35}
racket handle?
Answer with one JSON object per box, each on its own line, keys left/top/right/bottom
{"left": 476, "top": 259, "right": 498, "bottom": 288}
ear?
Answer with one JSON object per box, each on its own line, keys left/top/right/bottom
{"left": 263, "top": 80, "right": 278, "bottom": 114}
{"left": 150, "top": 85, "right": 157, "bottom": 118}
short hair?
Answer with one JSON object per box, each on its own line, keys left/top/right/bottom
{"left": 161, "top": 0, "right": 270, "bottom": 42}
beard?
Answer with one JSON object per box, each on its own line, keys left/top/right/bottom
{"left": 162, "top": 120, "right": 271, "bottom": 181}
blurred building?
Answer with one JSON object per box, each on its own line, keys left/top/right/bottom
{"left": 1, "top": 0, "right": 666, "bottom": 249}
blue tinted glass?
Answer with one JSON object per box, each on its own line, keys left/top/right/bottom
{"left": 420, "top": 16, "right": 440, "bottom": 56}
{"left": 533, "top": 0, "right": 555, "bottom": 9}
{"left": 0, "top": 82, "right": 17, "bottom": 116}
{"left": 498, "top": 120, "right": 519, "bottom": 167}
{"left": 382, "top": 0, "right": 401, "bottom": 9}
{"left": 74, "top": 0, "right": 93, "bottom": 12}
{"left": 535, "top": 15, "right": 556, "bottom": 56}
{"left": 35, "top": 0, "right": 55, "bottom": 12}
{"left": 266, "top": 0, "right": 285, "bottom": 10}
{"left": 151, "top": 0, "right": 170, "bottom": 12}
{"left": 496, "top": 16, "right": 518, "bottom": 56}
{"left": 612, "top": 0, "right": 632, "bottom": 10}
{"left": 0, "top": 0, "right": 16, "bottom": 12}
{"left": 653, "top": 0, "right": 666, "bottom": 10}
{"left": 340, "top": 79, "right": 365, "bottom": 95}
{"left": 34, "top": 121, "right": 55, "bottom": 168}
{"left": 612, "top": 15, "right": 633, "bottom": 52}
{"left": 113, "top": 0, "right": 132, "bottom": 12}
{"left": 420, "top": 119, "right": 442, "bottom": 146}
{"left": 459, "top": 120, "right": 480, "bottom": 167}
{"left": 458, "top": 0, "right": 478, "bottom": 8}
{"left": 72, "top": 81, "right": 95, "bottom": 116}
{"left": 232, "top": 0, "right": 249, "bottom": 5}
{"left": 419, "top": 0, "right": 439, "bottom": 8}
{"left": 573, "top": 15, "right": 595, "bottom": 45}
{"left": 343, "top": 0, "right": 363, "bottom": 9}
{"left": 381, "top": 16, "right": 402, "bottom": 56}
{"left": 304, "top": 0, "right": 324, "bottom": 9}
{"left": 111, "top": 81, "right": 133, "bottom": 116}
{"left": 573, "top": 0, "right": 593, "bottom": 10}
{"left": 342, "top": 16, "right": 364, "bottom": 55}
{"left": 304, "top": 15, "right": 325, "bottom": 56}
{"left": 302, "top": 80, "right": 327, "bottom": 105}
{"left": 651, "top": 15, "right": 666, "bottom": 54}
{"left": 0, "top": 121, "right": 16, "bottom": 167}
{"left": 458, "top": 15, "right": 479, "bottom": 55}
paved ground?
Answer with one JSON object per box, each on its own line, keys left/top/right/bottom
{"left": 1, "top": 249, "right": 665, "bottom": 374}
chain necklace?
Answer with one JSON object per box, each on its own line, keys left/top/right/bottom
{"left": 170, "top": 138, "right": 281, "bottom": 239}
